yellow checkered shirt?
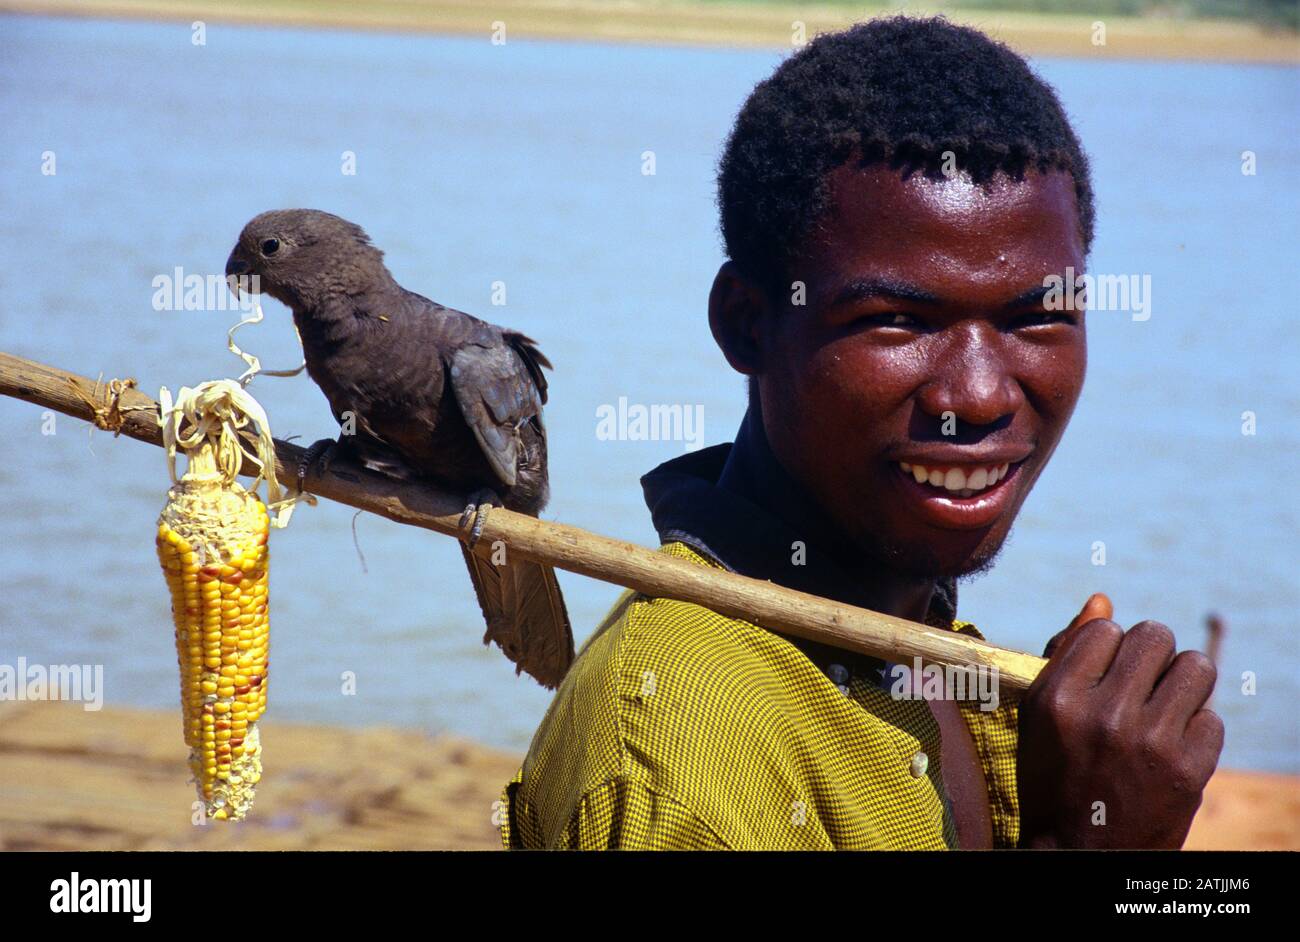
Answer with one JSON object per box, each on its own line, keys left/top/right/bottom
{"left": 499, "top": 541, "right": 1020, "bottom": 849}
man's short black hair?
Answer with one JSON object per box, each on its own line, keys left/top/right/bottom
{"left": 718, "top": 15, "right": 1094, "bottom": 296}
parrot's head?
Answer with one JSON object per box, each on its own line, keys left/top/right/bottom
{"left": 226, "top": 208, "right": 390, "bottom": 311}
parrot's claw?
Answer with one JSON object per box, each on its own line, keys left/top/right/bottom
{"left": 298, "top": 438, "right": 338, "bottom": 491}
{"left": 459, "top": 489, "right": 500, "bottom": 549}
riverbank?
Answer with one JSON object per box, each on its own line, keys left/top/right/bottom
{"left": 0, "top": 701, "right": 515, "bottom": 850}
{"left": 1, "top": 0, "right": 1297, "bottom": 63}
{"left": 1, "top": 702, "right": 1296, "bottom": 850}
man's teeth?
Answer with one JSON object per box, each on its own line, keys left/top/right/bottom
{"left": 899, "top": 461, "right": 1010, "bottom": 497}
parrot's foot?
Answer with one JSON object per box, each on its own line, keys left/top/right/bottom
{"left": 298, "top": 438, "right": 338, "bottom": 491}
{"left": 458, "top": 488, "right": 500, "bottom": 549}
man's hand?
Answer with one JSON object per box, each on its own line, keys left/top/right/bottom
{"left": 1017, "top": 594, "right": 1224, "bottom": 848}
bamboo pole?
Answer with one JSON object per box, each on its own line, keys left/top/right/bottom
{"left": 0, "top": 350, "right": 1047, "bottom": 692}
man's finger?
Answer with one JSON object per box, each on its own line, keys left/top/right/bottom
{"left": 1183, "top": 709, "right": 1226, "bottom": 790}
{"left": 1032, "top": 617, "right": 1124, "bottom": 694}
{"left": 1043, "top": 592, "right": 1115, "bottom": 658}
{"left": 1098, "top": 620, "right": 1177, "bottom": 702}
{"left": 1071, "top": 593, "right": 1114, "bottom": 630}
{"left": 1148, "top": 649, "right": 1218, "bottom": 728}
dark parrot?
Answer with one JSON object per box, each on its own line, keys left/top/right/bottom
{"left": 225, "top": 209, "right": 573, "bottom": 688}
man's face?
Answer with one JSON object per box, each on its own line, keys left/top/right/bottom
{"left": 758, "top": 165, "right": 1087, "bottom": 579}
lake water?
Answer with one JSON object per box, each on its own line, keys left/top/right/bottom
{"left": 1, "top": 14, "right": 1296, "bottom": 771}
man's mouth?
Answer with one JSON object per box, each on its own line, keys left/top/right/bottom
{"left": 889, "top": 457, "right": 1028, "bottom": 530}
{"left": 899, "top": 460, "right": 1009, "bottom": 498}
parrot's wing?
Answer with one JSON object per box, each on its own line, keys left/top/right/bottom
{"left": 503, "top": 330, "right": 551, "bottom": 406}
{"left": 448, "top": 340, "right": 545, "bottom": 489}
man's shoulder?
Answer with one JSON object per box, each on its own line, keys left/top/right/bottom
{"left": 507, "top": 544, "right": 829, "bottom": 840}
{"left": 534, "top": 543, "right": 813, "bottom": 772}
{"left": 590, "top": 541, "right": 821, "bottom": 703}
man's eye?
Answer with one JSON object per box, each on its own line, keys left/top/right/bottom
{"left": 867, "top": 312, "right": 922, "bottom": 329}
{"left": 1015, "top": 310, "right": 1076, "bottom": 328}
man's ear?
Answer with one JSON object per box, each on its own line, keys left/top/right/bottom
{"left": 708, "top": 260, "right": 771, "bottom": 377}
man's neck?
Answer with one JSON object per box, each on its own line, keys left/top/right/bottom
{"left": 716, "top": 404, "right": 938, "bottom": 623}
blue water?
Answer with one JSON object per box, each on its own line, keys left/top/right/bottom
{"left": 0, "top": 15, "right": 1296, "bottom": 771}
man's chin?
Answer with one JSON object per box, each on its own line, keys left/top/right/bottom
{"left": 859, "top": 527, "right": 1012, "bottom": 582}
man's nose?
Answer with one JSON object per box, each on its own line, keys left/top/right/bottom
{"left": 915, "top": 326, "right": 1023, "bottom": 429}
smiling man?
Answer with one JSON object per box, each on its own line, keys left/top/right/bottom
{"left": 499, "top": 16, "right": 1222, "bottom": 849}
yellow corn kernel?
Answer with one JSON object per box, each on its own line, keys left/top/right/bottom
{"left": 156, "top": 439, "right": 271, "bottom": 822}
{"left": 154, "top": 381, "right": 298, "bottom": 823}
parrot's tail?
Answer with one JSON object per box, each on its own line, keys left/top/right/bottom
{"left": 460, "top": 543, "right": 574, "bottom": 689}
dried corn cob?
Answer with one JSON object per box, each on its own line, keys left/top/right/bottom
{"left": 155, "top": 381, "right": 296, "bottom": 821}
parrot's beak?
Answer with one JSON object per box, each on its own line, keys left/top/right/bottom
{"left": 225, "top": 248, "right": 256, "bottom": 298}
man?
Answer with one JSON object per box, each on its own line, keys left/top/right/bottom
{"left": 499, "top": 16, "right": 1222, "bottom": 849}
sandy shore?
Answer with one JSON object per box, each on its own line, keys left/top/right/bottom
{"left": 1, "top": 701, "right": 1295, "bottom": 850}
{"left": 0, "top": 701, "right": 516, "bottom": 850}
{"left": 1, "top": 0, "right": 1297, "bottom": 63}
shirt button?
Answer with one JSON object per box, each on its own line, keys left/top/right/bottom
{"left": 826, "top": 663, "right": 851, "bottom": 696}
{"left": 910, "top": 752, "right": 929, "bottom": 778}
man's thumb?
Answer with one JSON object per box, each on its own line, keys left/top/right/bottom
{"left": 1044, "top": 593, "right": 1115, "bottom": 658}
{"left": 1068, "top": 592, "right": 1114, "bottom": 632}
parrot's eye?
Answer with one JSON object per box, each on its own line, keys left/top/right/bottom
{"left": 260, "top": 238, "right": 281, "bottom": 256}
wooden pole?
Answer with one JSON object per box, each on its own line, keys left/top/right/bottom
{"left": 0, "top": 350, "right": 1047, "bottom": 693}
{"left": 1204, "top": 612, "right": 1225, "bottom": 709}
